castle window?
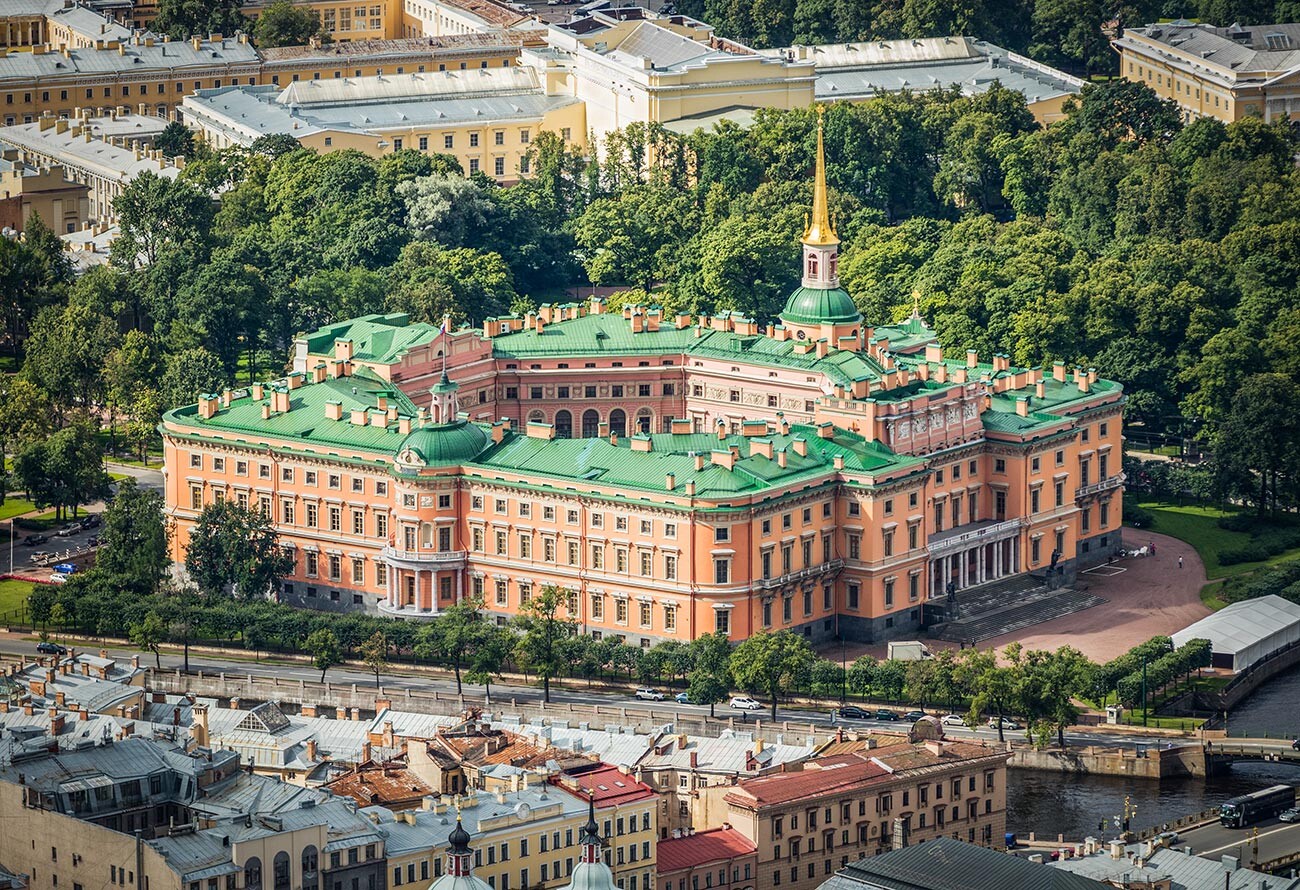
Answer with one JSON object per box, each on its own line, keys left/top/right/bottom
{"left": 807, "top": 254, "right": 818, "bottom": 276}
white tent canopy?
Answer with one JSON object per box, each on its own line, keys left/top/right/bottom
{"left": 1172, "top": 595, "right": 1300, "bottom": 672}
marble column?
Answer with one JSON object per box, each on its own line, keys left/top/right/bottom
{"left": 976, "top": 546, "right": 985, "bottom": 585}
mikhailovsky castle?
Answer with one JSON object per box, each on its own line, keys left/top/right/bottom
{"left": 162, "top": 116, "right": 1124, "bottom": 646}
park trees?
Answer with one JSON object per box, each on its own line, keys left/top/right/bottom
{"left": 730, "top": 630, "right": 816, "bottom": 721}
{"left": 153, "top": 0, "right": 245, "bottom": 39}
{"left": 14, "top": 423, "right": 108, "bottom": 520}
{"left": 253, "top": 0, "right": 321, "bottom": 47}
{"left": 513, "top": 585, "right": 574, "bottom": 703}
{"left": 1211, "top": 373, "right": 1300, "bottom": 515}
{"left": 305, "top": 627, "right": 342, "bottom": 681}
{"left": 184, "top": 501, "right": 293, "bottom": 599}
{"left": 465, "top": 624, "right": 514, "bottom": 703}
{"left": 129, "top": 611, "right": 168, "bottom": 668}
{"left": 360, "top": 631, "right": 388, "bottom": 687}
{"left": 155, "top": 122, "right": 196, "bottom": 160}
{"left": 415, "top": 597, "right": 485, "bottom": 695}
{"left": 688, "top": 632, "right": 733, "bottom": 717}
{"left": 95, "top": 479, "right": 169, "bottom": 593}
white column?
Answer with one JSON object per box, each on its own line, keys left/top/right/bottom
{"left": 1011, "top": 538, "right": 1019, "bottom": 575}
{"left": 386, "top": 563, "right": 395, "bottom": 606}
{"left": 976, "top": 547, "right": 985, "bottom": 585}
{"left": 414, "top": 570, "right": 421, "bottom": 611}
{"left": 959, "top": 551, "right": 967, "bottom": 588}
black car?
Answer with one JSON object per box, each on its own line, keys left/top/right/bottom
{"left": 875, "top": 709, "right": 901, "bottom": 721}
{"left": 80, "top": 514, "right": 101, "bottom": 529}
{"left": 22, "top": 534, "right": 48, "bottom": 546}
{"left": 903, "top": 710, "right": 926, "bottom": 721}
{"left": 839, "top": 705, "right": 870, "bottom": 720}
{"left": 36, "top": 642, "right": 67, "bottom": 656}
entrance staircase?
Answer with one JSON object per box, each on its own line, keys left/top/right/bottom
{"left": 926, "top": 575, "right": 1107, "bottom": 644}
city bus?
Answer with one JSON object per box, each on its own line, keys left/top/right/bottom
{"left": 1220, "top": 785, "right": 1296, "bottom": 828}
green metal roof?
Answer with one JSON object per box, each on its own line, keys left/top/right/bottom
{"left": 164, "top": 369, "right": 419, "bottom": 454}
{"left": 399, "top": 420, "right": 490, "bottom": 464}
{"left": 779, "top": 286, "right": 861, "bottom": 326}
{"left": 491, "top": 312, "right": 701, "bottom": 359}
{"left": 301, "top": 313, "right": 446, "bottom": 364}
{"left": 471, "top": 424, "right": 922, "bottom": 498}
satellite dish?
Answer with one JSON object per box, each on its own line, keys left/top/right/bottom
{"left": 514, "top": 802, "right": 531, "bottom": 820}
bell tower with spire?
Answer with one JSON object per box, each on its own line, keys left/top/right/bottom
{"left": 778, "top": 105, "right": 863, "bottom": 348}
{"left": 426, "top": 814, "right": 491, "bottom": 890}
{"left": 562, "top": 793, "right": 616, "bottom": 890}
{"left": 802, "top": 105, "right": 840, "bottom": 290}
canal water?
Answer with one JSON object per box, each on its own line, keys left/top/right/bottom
{"left": 1007, "top": 663, "right": 1300, "bottom": 840}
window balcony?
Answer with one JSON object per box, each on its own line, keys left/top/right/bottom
{"left": 381, "top": 545, "right": 467, "bottom": 568}
{"left": 1075, "top": 473, "right": 1126, "bottom": 500}
{"left": 755, "top": 559, "right": 844, "bottom": 591}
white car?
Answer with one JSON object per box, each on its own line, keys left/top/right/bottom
{"left": 940, "top": 714, "right": 967, "bottom": 727}
{"left": 987, "top": 717, "right": 1021, "bottom": 730}
{"left": 47, "top": 574, "right": 68, "bottom": 584}
{"left": 635, "top": 687, "right": 664, "bottom": 701}
{"left": 730, "top": 696, "right": 763, "bottom": 710}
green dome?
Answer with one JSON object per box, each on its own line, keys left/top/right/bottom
{"left": 780, "top": 286, "right": 861, "bottom": 327}
{"left": 396, "top": 420, "right": 488, "bottom": 465}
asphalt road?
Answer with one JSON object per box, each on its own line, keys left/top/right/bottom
{"left": 1180, "top": 815, "right": 1300, "bottom": 865}
{"left": 2, "top": 464, "right": 164, "bottom": 578}
{"left": 0, "top": 634, "right": 1172, "bottom": 748}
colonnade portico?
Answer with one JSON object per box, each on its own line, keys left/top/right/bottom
{"left": 927, "top": 519, "right": 1024, "bottom": 596}
{"left": 377, "top": 545, "right": 465, "bottom": 617}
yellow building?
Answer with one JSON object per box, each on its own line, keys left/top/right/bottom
{"left": 257, "top": 33, "right": 531, "bottom": 84}
{"left": 242, "top": 0, "right": 398, "bottom": 42}
{"left": 1114, "top": 20, "right": 1300, "bottom": 122}
{"left": 0, "top": 149, "right": 89, "bottom": 234}
{"left": 371, "top": 776, "right": 658, "bottom": 890}
{"left": 527, "top": 9, "right": 814, "bottom": 139}
{"left": 180, "top": 65, "right": 586, "bottom": 179}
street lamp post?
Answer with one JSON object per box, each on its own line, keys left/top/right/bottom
{"left": 1142, "top": 655, "right": 1148, "bottom": 728}
{"left": 840, "top": 637, "right": 847, "bottom": 703}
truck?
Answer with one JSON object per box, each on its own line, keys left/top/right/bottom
{"left": 887, "top": 641, "right": 934, "bottom": 661}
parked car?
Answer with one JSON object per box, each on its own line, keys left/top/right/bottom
{"left": 1281, "top": 809, "right": 1300, "bottom": 824}
{"left": 635, "top": 687, "right": 664, "bottom": 701}
{"left": 674, "top": 692, "right": 691, "bottom": 704}
{"left": 52, "top": 563, "right": 77, "bottom": 575}
{"left": 21, "top": 534, "right": 47, "bottom": 546}
{"left": 987, "top": 717, "right": 1021, "bottom": 730}
{"left": 903, "top": 710, "right": 926, "bottom": 721}
{"left": 80, "top": 514, "right": 101, "bottom": 529}
{"left": 874, "top": 709, "right": 901, "bottom": 721}
{"left": 87, "top": 536, "right": 100, "bottom": 547}
{"left": 35, "top": 641, "right": 67, "bottom": 656}
{"left": 729, "top": 696, "right": 762, "bottom": 710}
{"left": 54, "top": 524, "right": 80, "bottom": 537}
{"left": 838, "top": 705, "right": 870, "bottom": 720}
{"left": 30, "top": 551, "right": 51, "bottom": 562}
{"left": 940, "top": 714, "right": 968, "bottom": 726}
{"left": 47, "top": 573, "right": 68, "bottom": 584}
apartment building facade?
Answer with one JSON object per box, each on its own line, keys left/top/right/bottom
{"left": 721, "top": 736, "right": 1010, "bottom": 890}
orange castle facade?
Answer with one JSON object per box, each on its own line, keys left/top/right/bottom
{"left": 162, "top": 120, "right": 1124, "bottom": 646}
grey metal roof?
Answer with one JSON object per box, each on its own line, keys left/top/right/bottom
{"left": 1053, "top": 844, "right": 1300, "bottom": 890}
{"left": 1119, "top": 21, "right": 1300, "bottom": 83}
{"left": 0, "top": 34, "right": 258, "bottom": 84}
{"left": 821, "top": 838, "right": 1107, "bottom": 890}
{"left": 604, "top": 20, "right": 725, "bottom": 71}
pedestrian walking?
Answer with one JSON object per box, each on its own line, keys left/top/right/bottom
{"left": 1178, "top": 556, "right": 1183, "bottom": 569}
{"left": 1149, "top": 541, "right": 1156, "bottom": 557}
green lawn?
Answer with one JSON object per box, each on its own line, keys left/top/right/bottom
{"left": 0, "top": 578, "right": 33, "bottom": 621}
{"left": 1200, "top": 582, "right": 1228, "bottom": 611}
{"left": 0, "top": 498, "right": 38, "bottom": 522}
{"left": 1135, "top": 501, "right": 1300, "bottom": 579}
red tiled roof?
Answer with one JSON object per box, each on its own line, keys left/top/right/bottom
{"left": 725, "top": 755, "right": 892, "bottom": 808}
{"left": 553, "top": 764, "right": 656, "bottom": 807}
{"left": 657, "top": 829, "right": 757, "bottom": 874}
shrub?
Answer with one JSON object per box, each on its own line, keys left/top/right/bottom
{"left": 1218, "top": 544, "right": 1271, "bottom": 565}
{"left": 1124, "top": 502, "right": 1155, "bottom": 528}
{"left": 1217, "top": 513, "right": 1259, "bottom": 533}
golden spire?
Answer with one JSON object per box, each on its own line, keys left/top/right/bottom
{"left": 803, "top": 106, "right": 839, "bottom": 248}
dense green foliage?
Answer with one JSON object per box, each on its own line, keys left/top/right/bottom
{"left": 253, "top": 0, "right": 322, "bottom": 47}
{"left": 675, "top": 0, "right": 1300, "bottom": 76}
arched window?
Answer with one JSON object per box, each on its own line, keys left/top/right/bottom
{"left": 244, "top": 857, "right": 262, "bottom": 890}
{"left": 807, "top": 254, "right": 818, "bottom": 276}
{"left": 581, "top": 409, "right": 600, "bottom": 438}
{"left": 527, "top": 409, "right": 545, "bottom": 424}
{"left": 830, "top": 253, "right": 838, "bottom": 277}
{"left": 636, "top": 409, "right": 653, "bottom": 434}
{"left": 273, "top": 853, "right": 290, "bottom": 890}
{"left": 420, "top": 522, "right": 434, "bottom": 549}
{"left": 554, "top": 410, "right": 572, "bottom": 439}
{"left": 608, "top": 409, "right": 626, "bottom": 438}
{"left": 302, "top": 847, "right": 319, "bottom": 890}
